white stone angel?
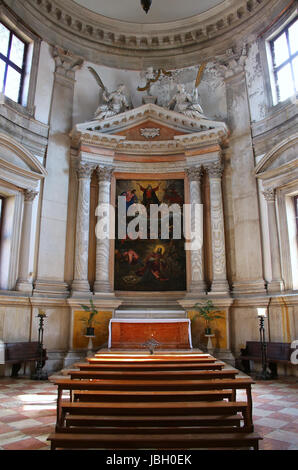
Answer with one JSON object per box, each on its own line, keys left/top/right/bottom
{"left": 88, "top": 66, "right": 132, "bottom": 120}
{"left": 168, "top": 84, "right": 206, "bottom": 119}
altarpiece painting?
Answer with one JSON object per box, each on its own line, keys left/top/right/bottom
{"left": 114, "top": 179, "right": 186, "bottom": 291}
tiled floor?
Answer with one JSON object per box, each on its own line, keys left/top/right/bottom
{"left": 0, "top": 376, "right": 297, "bottom": 450}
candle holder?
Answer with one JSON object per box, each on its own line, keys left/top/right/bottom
{"left": 256, "top": 308, "right": 271, "bottom": 380}
{"left": 31, "top": 310, "right": 48, "bottom": 380}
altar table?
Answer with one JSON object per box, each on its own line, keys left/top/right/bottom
{"left": 108, "top": 319, "right": 192, "bottom": 350}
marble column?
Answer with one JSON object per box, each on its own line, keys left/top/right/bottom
{"left": 186, "top": 166, "right": 206, "bottom": 294}
{"left": 34, "top": 47, "right": 83, "bottom": 297}
{"left": 206, "top": 161, "right": 229, "bottom": 295}
{"left": 219, "top": 46, "right": 266, "bottom": 294}
{"left": 263, "top": 188, "right": 284, "bottom": 292}
{"left": 16, "top": 189, "right": 38, "bottom": 293}
{"left": 71, "top": 162, "right": 95, "bottom": 295}
{"left": 93, "top": 166, "right": 114, "bottom": 295}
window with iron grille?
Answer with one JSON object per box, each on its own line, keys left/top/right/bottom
{"left": 0, "top": 21, "right": 27, "bottom": 104}
{"left": 270, "top": 17, "right": 298, "bottom": 103}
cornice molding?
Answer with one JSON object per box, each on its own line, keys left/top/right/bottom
{"left": 3, "top": 0, "right": 290, "bottom": 69}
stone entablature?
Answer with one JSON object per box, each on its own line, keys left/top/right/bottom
{"left": 3, "top": 0, "right": 282, "bottom": 69}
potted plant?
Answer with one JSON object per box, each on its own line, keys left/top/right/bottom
{"left": 80, "top": 299, "right": 99, "bottom": 336}
{"left": 192, "top": 300, "right": 223, "bottom": 335}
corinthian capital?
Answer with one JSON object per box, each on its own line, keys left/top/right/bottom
{"left": 97, "top": 166, "right": 114, "bottom": 182}
{"left": 52, "top": 46, "right": 83, "bottom": 80}
{"left": 215, "top": 44, "right": 248, "bottom": 79}
{"left": 205, "top": 161, "right": 224, "bottom": 178}
{"left": 76, "top": 162, "right": 95, "bottom": 179}
{"left": 263, "top": 188, "right": 276, "bottom": 202}
{"left": 186, "top": 166, "right": 203, "bottom": 182}
{"left": 24, "top": 189, "right": 38, "bottom": 202}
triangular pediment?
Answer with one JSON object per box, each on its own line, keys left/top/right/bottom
{"left": 71, "top": 104, "right": 228, "bottom": 151}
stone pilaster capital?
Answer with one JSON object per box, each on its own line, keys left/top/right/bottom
{"left": 263, "top": 188, "right": 276, "bottom": 202}
{"left": 215, "top": 44, "right": 248, "bottom": 80}
{"left": 205, "top": 161, "right": 224, "bottom": 178}
{"left": 24, "top": 189, "right": 38, "bottom": 202}
{"left": 52, "top": 46, "right": 84, "bottom": 81}
{"left": 186, "top": 166, "right": 203, "bottom": 182}
{"left": 96, "top": 165, "right": 114, "bottom": 182}
{"left": 76, "top": 162, "right": 95, "bottom": 179}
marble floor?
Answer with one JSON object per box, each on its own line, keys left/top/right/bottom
{"left": 0, "top": 376, "right": 297, "bottom": 450}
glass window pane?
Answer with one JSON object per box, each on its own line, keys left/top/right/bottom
{"left": 292, "top": 56, "right": 298, "bottom": 92}
{"left": 273, "top": 32, "right": 289, "bottom": 67}
{"left": 277, "top": 63, "right": 295, "bottom": 101}
{"left": 4, "top": 66, "right": 21, "bottom": 102}
{"left": 0, "top": 58, "right": 6, "bottom": 92}
{"left": 9, "top": 34, "right": 25, "bottom": 68}
{"left": 288, "top": 20, "right": 298, "bottom": 55}
{"left": 0, "top": 22, "right": 10, "bottom": 56}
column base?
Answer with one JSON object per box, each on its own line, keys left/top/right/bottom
{"left": 267, "top": 279, "right": 285, "bottom": 293}
{"left": 15, "top": 279, "right": 33, "bottom": 293}
{"left": 232, "top": 279, "right": 266, "bottom": 295}
{"left": 189, "top": 281, "right": 207, "bottom": 295}
{"left": 93, "top": 280, "right": 113, "bottom": 294}
{"left": 71, "top": 279, "right": 91, "bottom": 297}
{"left": 33, "top": 280, "right": 69, "bottom": 298}
{"left": 209, "top": 279, "right": 230, "bottom": 295}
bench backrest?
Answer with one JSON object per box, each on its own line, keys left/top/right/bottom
{"left": 243, "top": 341, "right": 291, "bottom": 360}
{"left": 5, "top": 341, "right": 41, "bottom": 362}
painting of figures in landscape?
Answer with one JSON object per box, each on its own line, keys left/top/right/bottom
{"left": 114, "top": 179, "right": 186, "bottom": 292}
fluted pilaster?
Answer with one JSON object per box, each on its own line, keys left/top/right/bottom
{"left": 263, "top": 188, "right": 284, "bottom": 292}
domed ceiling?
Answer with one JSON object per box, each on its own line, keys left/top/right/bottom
{"left": 3, "top": 0, "right": 281, "bottom": 70}
{"left": 74, "top": 0, "right": 225, "bottom": 24}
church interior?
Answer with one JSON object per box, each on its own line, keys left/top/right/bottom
{"left": 0, "top": 0, "right": 297, "bottom": 452}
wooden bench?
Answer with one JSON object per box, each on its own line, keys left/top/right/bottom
{"left": 67, "top": 369, "right": 238, "bottom": 381}
{"left": 239, "top": 341, "right": 293, "bottom": 378}
{"left": 48, "top": 431, "right": 261, "bottom": 450}
{"left": 53, "top": 376, "right": 254, "bottom": 429}
{"left": 74, "top": 361, "right": 225, "bottom": 371}
{"left": 59, "top": 400, "right": 253, "bottom": 430}
{"left": 48, "top": 352, "right": 259, "bottom": 450}
{"left": 4, "top": 341, "right": 47, "bottom": 377}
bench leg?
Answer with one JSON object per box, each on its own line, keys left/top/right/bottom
{"left": 11, "top": 363, "right": 21, "bottom": 377}
{"left": 269, "top": 362, "right": 278, "bottom": 379}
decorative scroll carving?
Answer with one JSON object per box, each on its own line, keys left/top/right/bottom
{"left": 209, "top": 178, "right": 227, "bottom": 278}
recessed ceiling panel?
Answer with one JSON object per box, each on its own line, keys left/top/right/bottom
{"left": 74, "top": 0, "right": 225, "bottom": 24}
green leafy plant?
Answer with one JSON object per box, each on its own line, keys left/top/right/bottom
{"left": 80, "top": 299, "right": 100, "bottom": 328}
{"left": 192, "top": 300, "right": 223, "bottom": 333}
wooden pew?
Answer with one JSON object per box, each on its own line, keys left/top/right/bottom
{"left": 239, "top": 341, "right": 294, "bottom": 378}
{"left": 67, "top": 369, "right": 238, "bottom": 381}
{"left": 53, "top": 376, "right": 254, "bottom": 429}
{"left": 48, "top": 431, "right": 262, "bottom": 450}
{"left": 58, "top": 400, "right": 253, "bottom": 430}
{"left": 48, "top": 352, "right": 259, "bottom": 450}
{"left": 73, "top": 362, "right": 225, "bottom": 371}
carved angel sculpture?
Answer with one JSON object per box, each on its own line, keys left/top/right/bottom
{"left": 168, "top": 84, "right": 205, "bottom": 119}
{"left": 88, "top": 66, "right": 132, "bottom": 120}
